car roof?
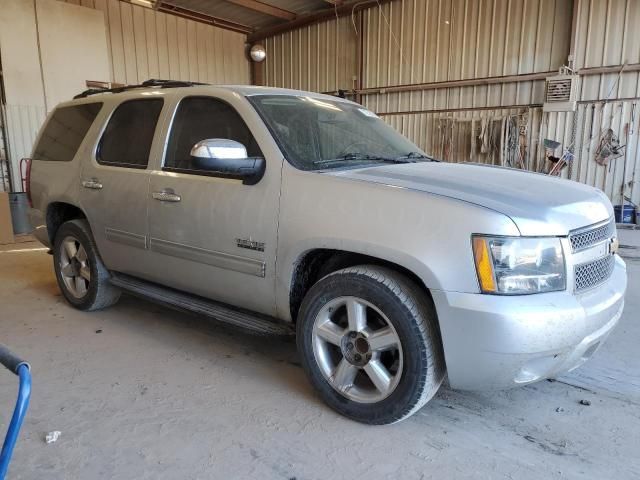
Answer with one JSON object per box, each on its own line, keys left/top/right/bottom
{"left": 58, "top": 84, "right": 358, "bottom": 109}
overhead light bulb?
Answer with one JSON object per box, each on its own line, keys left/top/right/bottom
{"left": 250, "top": 45, "right": 266, "bottom": 62}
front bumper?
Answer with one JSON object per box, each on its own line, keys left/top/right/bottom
{"left": 432, "top": 255, "right": 627, "bottom": 390}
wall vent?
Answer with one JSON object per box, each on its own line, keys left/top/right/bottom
{"left": 543, "top": 74, "right": 579, "bottom": 112}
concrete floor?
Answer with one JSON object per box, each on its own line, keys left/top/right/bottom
{"left": 1, "top": 240, "right": 639, "bottom": 480}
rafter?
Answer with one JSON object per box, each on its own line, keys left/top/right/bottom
{"left": 157, "top": 2, "right": 253, "bottom": 34}
{"left": 221, "top": 0, "right": 296, "bottom": 20}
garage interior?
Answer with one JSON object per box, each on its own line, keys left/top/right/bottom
{"left": 0, "top": 0, "right": 639, "bottom": 478}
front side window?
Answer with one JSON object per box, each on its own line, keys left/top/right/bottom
{"left": 164, "top": 96, "right": 262, "bottom": 173}
{"left": 98, "top": 99, "right": 163, "bottom": 168}
{"left": 33, "top": 103, "right": 102, "bottom": 162}
{"left": 249, "top": 95, "right": 430, "bottom": 171}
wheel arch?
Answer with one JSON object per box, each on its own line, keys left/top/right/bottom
{"left": 46, "top": 202, "right": 89, "bottom": 245}
{"left": 288, "top": 247, "right": 439, "bottom": 325}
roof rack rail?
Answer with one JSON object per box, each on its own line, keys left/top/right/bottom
{"left": 73, "top": 79, "right": 208, "bottom": 99}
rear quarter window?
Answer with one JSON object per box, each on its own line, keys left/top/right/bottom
{"left": 33, "top": 103, "right": 103, "bottom": 162}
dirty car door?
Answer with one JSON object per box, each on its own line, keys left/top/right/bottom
{"left": 145, "top": 95, "right": 281, "bottom": 317}
{"left": 79, "top": 98, "right": 164, "bottom": 275}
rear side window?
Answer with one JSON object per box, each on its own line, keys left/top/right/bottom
{"left": 164, "top": 96, "right": 261, "bottom": 172}
{"left": 33, "top": 103, "right": 102, "bottom": 162}
{"left": 98, "top": 99, "right": 163, "bottom": 168}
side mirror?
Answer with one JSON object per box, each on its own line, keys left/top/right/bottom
{"left": 190, "top": 139, "right": 265, "bottom": 185}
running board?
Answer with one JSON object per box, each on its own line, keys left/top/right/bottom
{"left": 110, "top": 273, "right": 294, "bottom": 337}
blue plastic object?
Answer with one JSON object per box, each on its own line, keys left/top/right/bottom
{"left": 614, "top": 204, "right": 636, "bottom": 224}
{"left": 0, "top": 356, "right": 31, "bottom": 480}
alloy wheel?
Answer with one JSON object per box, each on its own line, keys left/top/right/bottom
{"left": 312, "top": 296, "right": 403, "bottom": 403}
{"left": 59, "top": 236, "right": 91, "bottom": 299}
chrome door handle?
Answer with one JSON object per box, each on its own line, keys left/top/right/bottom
{"left": 82, "top": 179, "right": 103, "bottom": 190}
{"left": 152, "top": 189, "right": 181, "bottom": 202}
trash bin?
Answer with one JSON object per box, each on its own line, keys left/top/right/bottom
{"left": 613, "top": 204, "right": 635, "bottom": 224}
{"left": 8, "top": 193, "right": 31, "bottom": 235}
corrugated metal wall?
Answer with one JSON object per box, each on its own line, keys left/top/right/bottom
{"left": 62, "top": 0, "right": 250, "bottom": 85}
{"left": 363, "top": 0, "right": 570, "bottom": 102}
{"left": 2, "top": 105, "right": 47, "bottom": 191}
{"left": 574, "top": 0, "right": 640, "bottom": 100}
{"left": 263, "top": 15, "right": 358, "bottom": 93}
{"left": 261, "top": 0, "right": 640, "bottom": 207}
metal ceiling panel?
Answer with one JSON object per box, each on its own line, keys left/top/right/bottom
{"left": 166, "top": 0, "right": 274, "bottom": 29}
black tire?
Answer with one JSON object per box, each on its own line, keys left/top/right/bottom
{"left": 53, "top": 219, "right": 121, "bottom": 311}
{"left": 297, "top": 265, "right": 445, "bottom": 425}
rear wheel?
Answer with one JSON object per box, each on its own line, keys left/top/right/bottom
{"left": 297, "top": 265, "right": 445, "bottom": 424}
{"left": 53, "top": 219, "right": 120, "bottom": 311}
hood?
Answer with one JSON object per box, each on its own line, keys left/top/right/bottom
{"left": 326, "top": 162, "right": 612, "bottom": 236}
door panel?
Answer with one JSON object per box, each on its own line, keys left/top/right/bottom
{"left": 145, "top": 170, "right": 279, "bottom": 316}
{"left": 144, "top": 95, "right": 280, "bottom": 316}
{"left": 79, "top": 166, "right": 149, "bottom": 274}
{"left": 79, "top": 98, "right": 164, "bottom": 275}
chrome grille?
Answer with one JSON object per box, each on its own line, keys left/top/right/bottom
{"left": 569, "top": 220, "right": 615, "bottom": 252}
{"left": 574, "top": 255, "right": 615, "bottom": 292}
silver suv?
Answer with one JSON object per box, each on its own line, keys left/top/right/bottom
{"left": 27, "top": 81, "right": 627, "bottom": 424}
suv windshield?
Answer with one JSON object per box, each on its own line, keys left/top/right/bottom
{"left": 249, "top": 95, "right": 433, "bottom": 171}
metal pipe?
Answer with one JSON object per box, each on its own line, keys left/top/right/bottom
{"left": 346, "top": 63, "right": 640, "bottom": 97}
{"left": 0, "top": 365, "right": 31, "bottom": 480}
{"left": 357, "top": 71, "right": 555, "bottom": 96}
{"left": 377, "top": 104, "right": 542, "bottom": 117}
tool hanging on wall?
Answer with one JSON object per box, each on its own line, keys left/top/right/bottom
{"left": 504, "top": 115, "right": 526, "bottom": 169}
{"left": 594, "top": 128, "right": 625, "bottom": 166}
{"left": 543, "top": 138, "right": 574, "bottom": 176}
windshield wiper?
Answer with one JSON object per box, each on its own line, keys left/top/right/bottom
{"left": 393, "top": 152, "right": 439, "bottom": 162}
{"left": 314, "top": 153, "right": 414, "bottom": 165}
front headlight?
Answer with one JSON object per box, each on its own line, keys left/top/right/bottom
{"left": 472, "top": 236, "right": 566, "bottom": 294}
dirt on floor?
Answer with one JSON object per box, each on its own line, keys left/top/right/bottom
{"left": 1, "top": 240, "right": 639, "bottom": 480}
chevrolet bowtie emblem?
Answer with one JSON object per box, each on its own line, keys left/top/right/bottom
{"left": 609, "top": 237, "right": 619, "bottom": 255}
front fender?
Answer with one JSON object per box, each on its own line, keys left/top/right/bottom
{"left": 274, "top": 164, "right": 520, "bottom": 321}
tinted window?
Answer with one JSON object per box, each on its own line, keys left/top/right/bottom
{"left": 98, "top": 99, "right": 163, "bottom": 168}
{"left": 33, "top": 103, "right": 102, "bottom": 162}
{"left": 164, "top": 97, "right": 261, "bottom": 172}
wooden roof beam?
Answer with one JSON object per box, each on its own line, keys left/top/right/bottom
{"left": 157, "top": 2, "right": 253, "bottom": 34}
{"left": 221, "top": 0, "right": 296, "bottom": 21}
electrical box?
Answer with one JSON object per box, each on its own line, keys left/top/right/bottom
{"left": 543, "top": 74, "right": 579, "bottom": 112}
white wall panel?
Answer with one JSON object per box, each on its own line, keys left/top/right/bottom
{"left": 3, "top": 105, "right": 47, "bottom": 189}
{"left": 0, "top": 0, "right": 46, "bottom": 107}
{"left": 61, "top": 0, "right": 251, "bottom": 85}
{"left": 37, "top": 0, "right": 111, "bottom": 110}
{"left": 0, "top": 0, "right": 47, "bottom": 190}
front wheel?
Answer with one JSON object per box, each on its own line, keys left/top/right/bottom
{"left": 297, "top": 265, "right": 445, "bottom": 425}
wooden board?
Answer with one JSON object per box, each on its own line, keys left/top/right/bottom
{"left": 0, "top": 192, "right": 15, "bottom": 245}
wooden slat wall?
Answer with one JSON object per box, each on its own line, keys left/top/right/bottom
{"left": 61, "top": 0, "right": 250, "bottom": 85}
